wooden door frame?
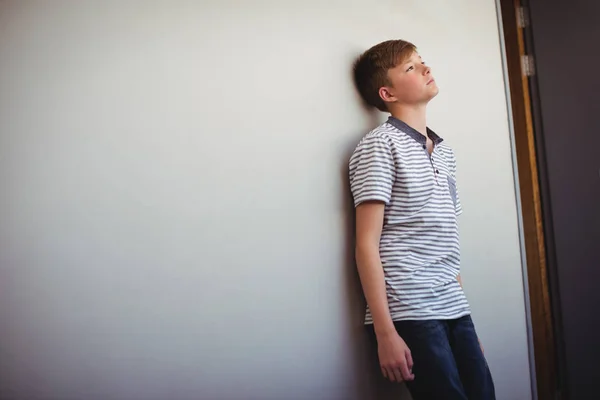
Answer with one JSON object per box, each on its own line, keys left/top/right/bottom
{"left": 498, "top": 1, "right": 559, "bottom": 399}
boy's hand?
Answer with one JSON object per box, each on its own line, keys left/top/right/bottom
{"left": 377, "top": 331, "right": 415, "bottom": 382}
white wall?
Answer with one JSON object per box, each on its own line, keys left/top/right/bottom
{"left": 0, "top": 1, "right": 531, "bottom": 399}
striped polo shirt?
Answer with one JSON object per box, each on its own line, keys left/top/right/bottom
{"left": 349, "top": 116, "right": 471, "bottom": 323}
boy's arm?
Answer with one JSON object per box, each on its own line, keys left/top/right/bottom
{"left": 355, "top": 201, "right": 395, "bottom": 335}
{"left": 355, "top": 201, "right": 414, "bottom": 382}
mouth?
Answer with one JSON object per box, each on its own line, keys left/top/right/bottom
{"left": 427, "top": 79, "right": 435, "bottom": 85}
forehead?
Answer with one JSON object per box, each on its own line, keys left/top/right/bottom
{"left": 399, "top": 51, "right": 421, "bottom": 64}
{"left": 389, "top": 51, "right": 420, "bottom": 71}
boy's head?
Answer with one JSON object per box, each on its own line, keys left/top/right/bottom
{"left": 353, "top": 39, "right": 438, "bottom": 112}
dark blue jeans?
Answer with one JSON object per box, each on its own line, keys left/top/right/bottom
{"left": 370, "top": 315, "right": 496, "bottom": 400}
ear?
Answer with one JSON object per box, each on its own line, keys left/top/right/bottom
{"left": 378, "top": 86, "right": 397, "bottom": 106}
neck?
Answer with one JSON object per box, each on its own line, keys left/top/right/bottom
{"left": 389, "top": 104, "right": 428, "bottom": 136}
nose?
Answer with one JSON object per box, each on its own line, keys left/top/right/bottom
{"left": 423, "top": 65, "right": 431, "bottom": 75}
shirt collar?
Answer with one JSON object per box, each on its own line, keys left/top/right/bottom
{"left": 387, "top": 116, "right": 444, "bottom": 145}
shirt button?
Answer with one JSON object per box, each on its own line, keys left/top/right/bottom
{"left": 435, "top": 169, "right": 439, "bottom": 174}
{"left": 422, "top": 145, "right": 426, "bottom": 149}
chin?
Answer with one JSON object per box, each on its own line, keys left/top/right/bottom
{"left": 427, "top": 87, "right": 440, "bottom": 100}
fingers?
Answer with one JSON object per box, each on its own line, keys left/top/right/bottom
{"left": 381, "top": 367, "right": 398, "bottom": 382}
{"left": 381, "top": 359, "right": 414, "bottom": 382}
{"left": 378, "top": 338, "right": 415, "bottom": 383}
{"left": 403, "top": 350, "right": 415, "bottom": 380}
{"left": 382, "top": 367, "right": 400, "bottom": 382}
{"left": 381, "top": 368, "right": 389, "bottom": 380}
{"left": 399, "top": 360, "right": 414, "bottom": 381}
{"left": 391, "top": 367, "right": 404, "bottom": 382}
{"left": 406, "top": 349, "right": 414, "bottom": 371}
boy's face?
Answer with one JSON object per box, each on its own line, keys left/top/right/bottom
{"left": 379, "top": 51, "right": 439, "bottom": 108}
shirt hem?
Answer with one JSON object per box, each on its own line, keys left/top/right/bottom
{"left": 363, "top": 309, "right": 471, "bottom": 325}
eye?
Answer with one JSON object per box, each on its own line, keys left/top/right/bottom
{"left": 406, "top": 65, "right": 414, "bottom": 72}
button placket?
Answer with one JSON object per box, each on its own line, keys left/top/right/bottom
{"left": 430, "top": 148, "right": 439, "bottom": 185}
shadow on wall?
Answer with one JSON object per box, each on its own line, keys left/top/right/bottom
{"left": 340, "top": 95, "right": 413, "bottom": 400}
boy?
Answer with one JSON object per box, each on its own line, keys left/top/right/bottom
{"left": 349, "top": 40, "right": 496, "bottom": 399}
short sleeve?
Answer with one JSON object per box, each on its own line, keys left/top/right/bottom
{"left": 449, "top": 151, "right": 463, "bottom": 216}
{"left": 349, "top": 134, "right": 396, "bottom": 207}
